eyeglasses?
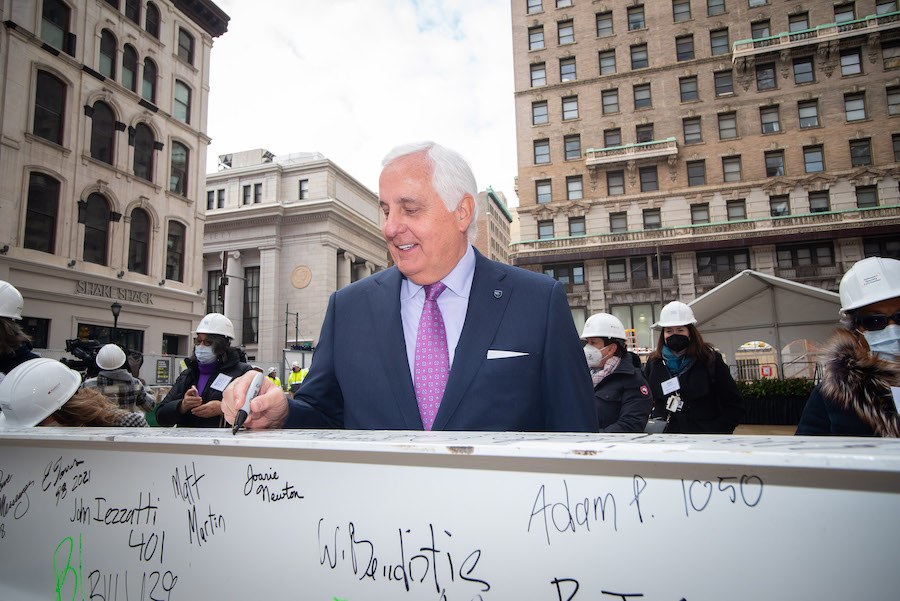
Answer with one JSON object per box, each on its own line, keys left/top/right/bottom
{"left": 856, "top": 312, "right": 900, "bottom": 331}
{"left": 194, "top": 337, "right": 214, "bottom": 346}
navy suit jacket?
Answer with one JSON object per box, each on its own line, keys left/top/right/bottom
{"left": 285, "top": 250, "right": 598, "bottom": 432}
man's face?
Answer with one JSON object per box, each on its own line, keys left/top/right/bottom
{"left": 379, "top": 153, "right": 473, "bottom": 286}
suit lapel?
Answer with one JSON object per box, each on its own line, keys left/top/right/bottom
{"left": 432, "top": 252, "right": 510, "bottom": 430}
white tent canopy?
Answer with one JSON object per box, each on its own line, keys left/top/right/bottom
{"left": 687, "top": 270, "right": 840, "bottom": 377}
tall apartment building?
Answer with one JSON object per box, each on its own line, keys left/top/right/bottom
{"left": 473, "top": 187, "right": 514, "bottom": 264}
{"left": 511, "top": 0, "right": 900, "bottom": 349}
{"left": 0, "top": 0, "right": 227, "bottom": 374}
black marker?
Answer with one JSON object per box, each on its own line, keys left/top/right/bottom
{"left": 232, "top": 371, "right": 264, "bottom": 435}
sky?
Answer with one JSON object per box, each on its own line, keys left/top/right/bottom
{"left": 205, "top": 0, "right": 519, "bottom": 205}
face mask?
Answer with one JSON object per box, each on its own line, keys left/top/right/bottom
{"left": 665, "top": 334, "right": 690, "bottom": 353}
{"left": 195, "top": 345, "right": 217, "bottom": 364}
{"left": 862, "top": 324, "right": 900, "bottom": 360}
{"left": 584, "top": 344, "right": 603, "bottom": 369}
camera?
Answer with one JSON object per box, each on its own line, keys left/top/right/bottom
{"left": 60, "top": 338, "right": 102, "bottom": 378}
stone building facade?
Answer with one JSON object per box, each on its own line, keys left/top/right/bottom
{"left": 473, "top": 188, "right": 514, "bottom": 264}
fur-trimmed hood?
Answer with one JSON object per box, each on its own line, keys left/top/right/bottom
{"left": 820, "top": 328, "right": 900, "bottom": 437}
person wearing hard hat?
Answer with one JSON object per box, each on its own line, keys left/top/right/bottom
{"left": 797, "top": 257, "right": 900, "bottom": 436}
{"left": 0, "top": 358, "right": 148, "bottom": 427}
{"left": 286, "top": 361, "right": 307, "bottom": 394}
{"left": 0, "top": 280, "right": 40, "bottom": 380}
{"left": 266, "top": 367, "right": 282, "bottom": 390}
{"left": 581, "top": 313, "right": 653, "bottom": 432}
{"left": 643, "top": 301, "right": 744, "bottom": 434}
{"left": 155, "top": 313, "right": 252, "bottom": 427}
{"left": 81, "top": 344, "right": 155, "bottom": 415}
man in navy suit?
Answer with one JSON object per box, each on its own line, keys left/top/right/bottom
{"left": 223, "top": 142, "right": 597, "bottom": 432}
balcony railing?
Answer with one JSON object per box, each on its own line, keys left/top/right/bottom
{"left": 733, "top": 11, "right": 900, "bottom": 61}
{"left": 775, "top": 264, "right": 844, "bottom": 280}
{"left": 585, "top": 138, "right": 678, "bottom": 168}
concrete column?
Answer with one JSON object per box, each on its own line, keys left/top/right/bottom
{"left": 259, "top": 245, "right": 281, "bottom": 362}
{"left": 224, "top": 251, "right": 243, "bottom": 344}
{"left": 337, "top": 251, "right": 355, "bottom": 289}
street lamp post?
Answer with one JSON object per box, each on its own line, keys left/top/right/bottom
{"left": 110, "top": 302, "right": 122, "bottom": 345}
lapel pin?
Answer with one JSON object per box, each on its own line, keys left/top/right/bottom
{"left": 493, "top": 289, "right": 503, "bottom": 299}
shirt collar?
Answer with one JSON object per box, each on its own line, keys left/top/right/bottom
{"left": 401, "top": 244, "right": 476, "bottom": 301}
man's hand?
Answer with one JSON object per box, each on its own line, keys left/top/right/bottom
{"left": 191, "top": 400, "right": 222, "bottom": 418}
{"left": 179, "top": 386, "right": 202, "bottom": 414}
{"left": 222, "top": 371, "right": 289, "bottom": 429}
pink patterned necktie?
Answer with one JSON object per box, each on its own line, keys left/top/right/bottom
{"left": 414, "top": 282, "right": 449, "bottom": 431}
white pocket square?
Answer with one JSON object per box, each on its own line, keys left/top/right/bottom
{"left": 486, "top": 349, "right": 529, "bottom": 360}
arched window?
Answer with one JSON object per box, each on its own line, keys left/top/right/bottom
{"left": 82, "top": 193, "right": 110, "bottom": 266}
{"left": 173, "top": 80, "right": 191, "bottom": 123}
{"left": 90, "top": 101, "right": 115, "bottom": 164}
{"left": 141, "top": 57, "right": 157, "bottom": 103}
{"left": 177, "top": 28, "right": 194, "bottom": 65}
{"left": 128, "top": 208, "right": 150, "bottom": 274}
{"left": 99, "top": 29, "right": 116, "bottom": 79}
{"left": 41, "top": 0, "right": 74, "bottom": 55}
{"left": 166, "top": 221, "right": 186, "bottom": 282}
{"left": 125, "top": 0, "right": 140, "bottom": 24}
{"left": 122, "top": 44, "right": 138, "bottom": 92}
{"left": 132, "top": 123, "right": 154, "bottom": 181}
{"left": 145, "top": 2, "right": 160, "bottom": 39}
{"left": 169, "top": 141, "right": 189, "bottom": 196}
{"left": 24, "top": 172, "right": 60, "bottom": 253}
{"left": 33, "top": 70, "right": 66, "bottom": 145}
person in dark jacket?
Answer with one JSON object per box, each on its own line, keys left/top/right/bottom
{"left": 81, "top": 344, "right": 154, "bottom": 414}
{"left": 156, "top": 313, "right": 252, "bottom": 427}
{"left": 581, "top": 313, "right": 652, "bottom": 432}
{"left": 643, "top": 301, "right": 744, "bottom": 434}
{"left": 797, "top": 257, "right": 900, "bottom": 437}
{"left": 0, "top": 280, "right": 40, "bottom": 378}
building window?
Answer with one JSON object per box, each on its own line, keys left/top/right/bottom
{"left": 770, "top": 195, "right": 790, "bottom": 217}
{"left": 765, "top": 150, "right": 785, "bottom": 176}
{"left": 760, "top": 106, "right": 780, "bottom": 133}
{"left": 564, "top": 134, "right": 581, "bottom": 160}
{"left": 676, "top": 35, "right": 695, "bottom": 61}
{"left": 530, "top": 63, "right": 546, "bottom": 87}
{"left": 125, "top": 0, "right": 140, "bottom": 23}
{"left": 697, "top": 250, "right": 750, "bottom": 276}
{"left": 166, "top": 221, "right": 186, "bottom": 282}
{"left": 798, "top": 100, "right": 820, "bottom": 128}
{"left": 544, "top": 263, "right": 585, "bottom": 285}
{"left": 673, "top": 0, "right": 692, "bottom": 22}
{"left": 34, "top": 70, "right": 66, "bottom": 145}
{"left": 536, "top": 180, "right": 552, "bottom": 204}
{"left": 607, "top": 259, "right": 627, "bottom": 282}
{"left": 793, "top": 57, "right": 815, "bottom": 84}
{"left": 604, "top": 128, "right": 621, "bottom": 147}
{"left": 177, "top": 28, "right": 195, "bottom": 65}
{"left": 634, "top": 83, "right": 652, "bottom": 109}
{"left": 132, "top": 123, "right": 155, "bottom": 182}
{"left": 653, "top": 254, "right": 674, "bottom": 279}
{"left": 777, "top": 243, "right": 835, "bottom": 269}
{"left": 562, "top": 95, "right": 578, "bottom": 120}
{"left": 687, "top": 160, "right": 706, "bottom": 186}
{"left": 529, "top": 26, "right": 544, "bottom": 50}
{"left": 128, "top": 208, "right": 150, "bottom": 274}
{"left": 206, "top": 190, "right": 214, "bottom": 211}
{"left": 534, "top": 139, "right": 550, "bottom": 164}
{"left": 609, "top": 212, "right": 627, "bottom": 232}
{"left": 560, "top": 57, "right": 576, "bottom": 82}
{"left": 599, "top": 50, "right": 616, "bottom": 75}
{"left": 99, "top": 29, "right": 116, "bottom": 79}
{"left": 894, "top": 133, "right": 900, "bottom": 161}
{"left": 789, "top": 12, "right": 810, "bottom": 32}
{"left": 707, "top": 0, "right": 725, "bottom": 16}
{"left": 723, "top": 156, "right": 742, "bottom": 182}
{"left": 877, "top": 1, "right": 898, "bottom": 15}
{"left": 173, "top": 80, "right": 191, "bottom": 124}
{"left": 569, "top": 217, "right": 586, "bottom": 237}
{"left": 756, "top": 63, "right": 776, "bottom": 90}
{"left": 845, "top": 93, "right": 866, "bottom": 121}
{"left": 41, "top": 0, "right": 74, "bottom": 55}
{"left": 558, "top": 20, "right": 574, "bottom": 45}
{"left": 751, "top": 20, "right": 771, "bottom": 40}
{"left": 643, "top": 208, "right": 661, "bottom": 229}
{"left": 206, "top": 270, "right": 224, "bottom": 315}
{"left": 217, "top": 189, "right": 225, "bottom": 208}
{"left": 691, "top": 203, "right": 710, "bottom": 224}
{"left": 82, "top": 193, "right": 109, "bottom": 266}
{"left": 538, "top": 220, "right": 554, "bottom": 239}
{"left": 597, "top": 11, "right": 614, "bottom": 37}
{"left": 850, "top": 139, "right": 872, "bottom": 166}
{"left": 607, "top": 171, "right": 625, "bottom": 196}
{"left": 142, "top": 58, "right": 157, "bottom": 103}
{"left": 242, "top": 185, "right": 251, "bottom": 205}
{"left": 841, "top": 48, "right": 862, "bottom": 76}
{"left": 532, "top": 100, "right": 548, "bottom": 125}
{"left": 527, "top": 0, "right": 542, "bottom": 14}
{"left": 679, "top": 76, "right": 698, "bottom": 102}
{"left": 89, "top": 101, "right": 115, "bottom": 164}
{"left": 299, "top": 179, "right": 309, "bottom": 199}
{"left": 710, "top": 28, "right": 729, "bottom": 56}
{"left": 683, "top": 117, "right": 702, "bottom": 144}
{"left": 631, "top": 44, "right": 649, "bottom": 69}
{"left": 856, "top": 186, "right": 879, "bottom": 208}
{"left": 169, "top": 141, "right": 189, "bottom": 195}
{"left": 834, "top": 3, "right": 855, "bottom": 22}
{"left": 145, "top": 2, "right": 160, "bottom": 38}
{"left": 628, "top": 6, "right": 645, "bottom": 30}
{"left": 887, "top": 86, "right": 900, "bottom": 115}
{"left": 122, "top": 44, "right": 138, "bottom": 91}
{"left": 803, "top": 146, "right": 825, "bottom": 173}
{"left": 243, "top": 266, "right": 260, "bottom": 344}
{"left": 726, "top": 199, "right": 747, "bottom": 221}
{"left": 809, "top": 191, "right": 830, "bottom": 213}
{"left": 254, "top": 182, "right": 262, "bottom": 203}
{"left": 639, "top": 166, "right": 658, "bottom": 192}
{"left": 863, "top": 235, "right": 900, "bottom": 259}
{"left": 636, "top": 123, "right": 654, "bottom": 143}
{"left": 883, "top": 39, "right": 900, "bottom": 69}
{"left": 749, "top": 0, "right": 767, "bottom": 6}
{"left": 566, "top": 175, "right": 583, "bottom": 200}
{"left": 602, "top": 89, "right": 619, "bottom": 114}
{"left": 718, "top": 112, "right": 737, "bottom": 139}
{"left": 714, "top": 70, "right": 733, "bottom": 96}
{"left": 24, "top": 172, "right": 59, "bottom": 253}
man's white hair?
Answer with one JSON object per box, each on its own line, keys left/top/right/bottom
{"left": 381, "top": 141, "right": 479, "bottom": 241}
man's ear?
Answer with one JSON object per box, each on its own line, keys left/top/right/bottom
{"left": 455, "top": 194, "right": 475, "bottom": 232}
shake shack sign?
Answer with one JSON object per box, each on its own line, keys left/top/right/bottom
{"left": 75, "top": 281, "right": 154, "bottom": 305}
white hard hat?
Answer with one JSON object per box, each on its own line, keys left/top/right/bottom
{"left": 291, "top": 361, "right": 300, "bottom": 368}
{"left": 268, "top": 366, "right": 277, "bottom": 374}
{"left": 0, "top": 280, "right": 24, "bottom": 320}
{"left": 654, "top": 301, "right": 697, "bottom": 328}
{"left": 195, "top": 312, "right": 234, "bottom": 339}
{"left": 581, "top": 313, "right": 627, "bottom": 340}
{"left": 839, "top": 256, "right": 900, "bottom": 312}
{"left": 96, "top": 344, "right": 126, "bottom": 371}
{"left": 0, "top": 359, "right": 80, "bottom": 428}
